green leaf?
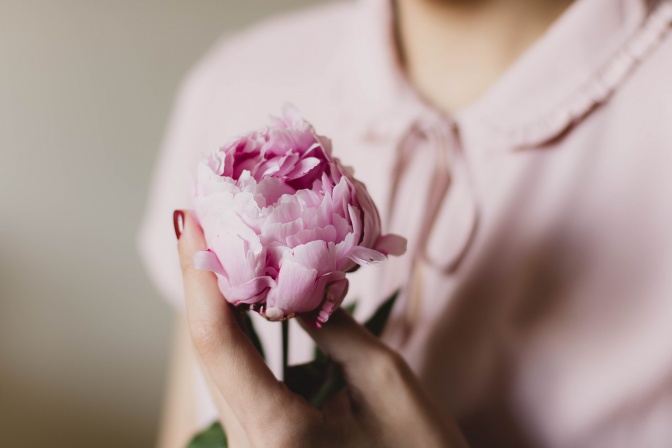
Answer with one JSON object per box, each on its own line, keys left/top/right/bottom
{"left": 285, "top": 360, "right": 330, "bottom": 402}
{"left": 364, "top": 289, "right": 399, "bottom": 338}
{"left": 285, "top": 358, "right": 345, "bottom": 409}
{"left": 187, "top": 421, "right": 227, "bottom": 448}
{"left": 309, "top": 364, "right": 347, "bottom": 409}
{"left": 343, "top": 301, "right": 358, "bottom": 316}
{"left": 242, "top": 312, "right": 265, "bottom": 360}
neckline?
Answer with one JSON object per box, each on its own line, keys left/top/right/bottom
{"left": 336, "top": 0, "right": 671, "bottom": 151}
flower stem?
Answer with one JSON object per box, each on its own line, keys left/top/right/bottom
{"left": 282, "top": 319, "right": 289, "bottom": 381}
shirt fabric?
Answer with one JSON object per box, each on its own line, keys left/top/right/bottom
{"left": 138, "top": 0, "right": 672, "bottom": 446}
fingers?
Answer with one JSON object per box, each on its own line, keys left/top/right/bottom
{"left": 302, "top": 309, "right": 467, "bottom": 448}
{"left": 300, "top": 307, "right": 424, "bottom": 429}
{"left": 300, "top": 309, "right": 378, "bottom": 363}
{"left": 176, "top": 210, "right": 303, "bottom": 429}
{"left": 199, "top": 362, "right": 251, "bottom": 448}
{"left": 299, "top": 309, "right": 394, "bottom": 384}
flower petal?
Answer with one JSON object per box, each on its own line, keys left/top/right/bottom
{"left": 286, "top": 225, "right": 338, "bottom": 248}
{"left": 374, "top": 234, "right": 408, "bottom": 256}
{"left": 192, "top": 250, "right": 226, "bottom": 276}
{"left": 316, "top": 277, "right": 349, "bottom": 327}
{"left": 212, "top": 233, "right": 266, "bottom": 287}
{"left": 348, "top": 246, "right": 386, "bottom": 265}
{"left": 335, "top": 232, "right": 357, "bottom": 270}
{"left": 291, "top": 240, "right": 335, "bottom": 275}
{"left": 286, "top": 157, "right": 321, "bottom": 180}
{"left": 264, "top": 307, "right": 285, "bottom": 321}
{"left": 261, "top": 219, "right": 304, "bottom": 246}
{"left": 254, "top": 177, "right": 295, "bottom": 206}
{"left": 266, "top": 259, "right": 320, "bottom": 314}
{"left": 219, "top": 275, "right": 275, "bottom": 305}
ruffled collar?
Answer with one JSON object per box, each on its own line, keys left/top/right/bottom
{"left": 334, "top": 0, "right": 672, "bottom": 151}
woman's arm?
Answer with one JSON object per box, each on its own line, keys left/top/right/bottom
{"left": 157, "top": 316, "right": 198, "bottom": 448}
{"left": 157, "top": 314, "right": 250, "bottom": 448}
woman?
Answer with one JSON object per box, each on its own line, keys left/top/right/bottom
{"left": 139, "top": 0, "right": 672, "bottom": 446}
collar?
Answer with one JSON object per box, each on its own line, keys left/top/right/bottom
{"left": 334, "top": 0, "right": 672, "bottom": 151}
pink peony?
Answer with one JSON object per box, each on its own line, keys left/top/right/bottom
{"left": 192, "top": 105, "right": 406, "bottom": 327}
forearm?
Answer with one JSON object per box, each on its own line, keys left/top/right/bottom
{"left": 157, "top": 315, "right": 199, "bottom": 448}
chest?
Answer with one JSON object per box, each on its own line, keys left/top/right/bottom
{"left": 346, "top": 112, "right": 672, "bottom": 446}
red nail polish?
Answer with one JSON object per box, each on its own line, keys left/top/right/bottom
{"left": 173, "top": 210, "right": 185, "bottom": 240}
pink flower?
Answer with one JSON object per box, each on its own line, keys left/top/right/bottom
{"left": 192, "top": 105, "right": 406, "bottom": 326}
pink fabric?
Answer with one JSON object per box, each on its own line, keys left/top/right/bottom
{"left": 138, "top": 0, "right": 672, "bottom": 446}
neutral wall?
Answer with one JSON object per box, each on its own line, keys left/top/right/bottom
{"left": 0, "top": 1, "right": 328, "bottom": 446}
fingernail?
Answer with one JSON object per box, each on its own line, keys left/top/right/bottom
{"left": 173, "top": 210, "right": 185, "bottom": 240}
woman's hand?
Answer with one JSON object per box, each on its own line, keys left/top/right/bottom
{"left": 175, "top": 210, "right": 469, "bottom": 448}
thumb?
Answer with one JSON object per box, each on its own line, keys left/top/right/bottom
{"left": 300, "top": 308, "right": 398, "bottom": 386}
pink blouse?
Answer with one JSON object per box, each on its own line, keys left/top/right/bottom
{"left": 138, "top": 0, "right": 672, "bottom": 446}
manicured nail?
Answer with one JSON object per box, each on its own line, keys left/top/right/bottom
{"left": 173, "top": 210, "right": 185, "bottom": 240}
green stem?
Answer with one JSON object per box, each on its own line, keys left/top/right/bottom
{"left": 282, "top": 319, "right": 289, "bottom": 381}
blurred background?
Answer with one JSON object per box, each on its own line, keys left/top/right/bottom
{"left": 0, "top": 1, "right": 328, "bottom": 446}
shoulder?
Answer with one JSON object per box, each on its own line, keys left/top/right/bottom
{"left": 211, "top": 1, "right": 353, "bottom": 65}
{"left": 176, "top": 1, "right": 356, "bottom": 137}
{"left": 614, "top": 22, "right": 672, "bottom": 125}
{"left": 591, "top": 22, "right": 672, "bottom": 160}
